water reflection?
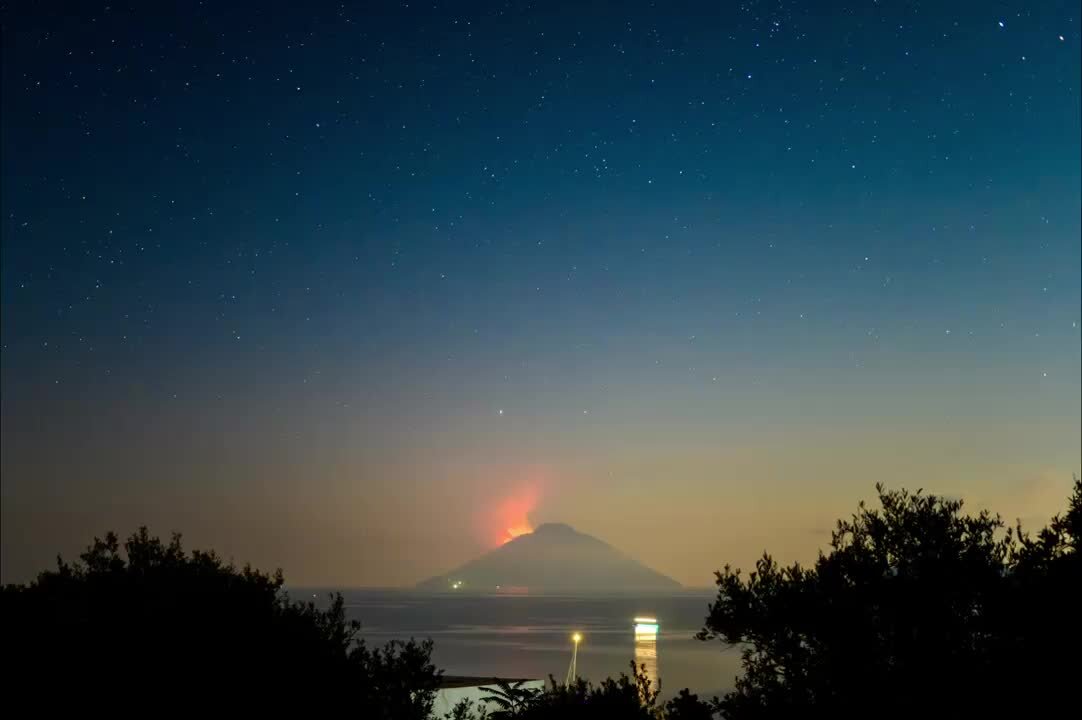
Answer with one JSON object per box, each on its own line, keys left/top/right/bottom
{"left": 633, "top": 617, "right": 659, "bottom": 694}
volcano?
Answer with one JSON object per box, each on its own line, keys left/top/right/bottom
{"left": 417, "top": 523, "right": 680, "bottom": 593}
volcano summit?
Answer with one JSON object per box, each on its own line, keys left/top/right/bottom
{"left": 418, "top": 523, "right": 680, "bottom": 593}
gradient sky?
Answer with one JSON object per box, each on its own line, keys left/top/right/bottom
{"left": 2, "top": 1, "right": 1079, "bottom": 587}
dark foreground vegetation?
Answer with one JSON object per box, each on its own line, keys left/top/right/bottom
{"left": 698, "top": 479, "right": 1080, "bottom": 718}
{"left": 3, "top": 478, "right": 1077, "bottom": 717}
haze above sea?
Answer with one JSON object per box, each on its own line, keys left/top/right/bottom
{"left": 296, "top": 589, "right": 741, "bottom": 699}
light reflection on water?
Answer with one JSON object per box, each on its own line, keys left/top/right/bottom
{"left": 634, "top": 626, "right": 659, "bottom": 694}
{"left": 310, "top": 589, "right": 740, "bottom": 699}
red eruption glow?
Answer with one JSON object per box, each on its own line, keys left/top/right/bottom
{"left": 490, "top": 483, "right": 539, "bottom": 547}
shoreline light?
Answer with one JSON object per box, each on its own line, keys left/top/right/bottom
{"left": 566, "top": 631, "right": 583, "bottom": 684}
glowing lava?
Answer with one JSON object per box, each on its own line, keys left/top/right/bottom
{"left": 503, "top": 523, "right": 533, "bottom": 544}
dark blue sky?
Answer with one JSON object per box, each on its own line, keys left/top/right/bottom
{"left": 2, "top": 1, "right": 1079, "bottom": 586}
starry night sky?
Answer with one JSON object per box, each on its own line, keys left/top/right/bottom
{"left": 2, "top": 1, "right": 1079, "bottom": 586}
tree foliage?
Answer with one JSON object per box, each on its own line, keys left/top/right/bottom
{"left": 699, "top": 479, "right": 1081, "bottom": 718}
{"left": 462, "top": 663, "right": 715, "bottom": 720}
{"left": 479, "top": 679, "right": 543, "bottom": 717}
{"left": 521, "top": 663, "right": 661, "bottom": 719}
{"left": 445, "top": 698, "right": 491, "bottom": 720}
{"left": 0, "top": 527, "right": 440, "bottom": 714}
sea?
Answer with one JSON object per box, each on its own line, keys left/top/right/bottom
{"left": 298, "top": 589, "right": 743, "bottom": 700}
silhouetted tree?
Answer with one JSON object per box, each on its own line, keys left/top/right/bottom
{"left": 512, "top": 662, "right": 663, "bottom": 719}
{"left": 445, "top": 698, "right": 490, "bottom": 720}
{"left": 0, "top": 527, "right": 440, "bottom": 714}
{"left": 1000, "top": 475, "right": 1081, "bottom": 710}
{"left": 698, "top": 480, "right": 1081, "bottom": 719}
{"left": 664, "top": 689, "right": 717, "bottom": 720}
{"left": 479, "top": 679, "right": 543, "bottom": 717}
{"left": 452, "top": 662, "right": 717, "bottom": 719}
{"left": 355, "top": 636, "right": 442, "bottom": 719}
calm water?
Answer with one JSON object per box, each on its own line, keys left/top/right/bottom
{"left": 302, "top": 589, "right": 743, "bottom": 700}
